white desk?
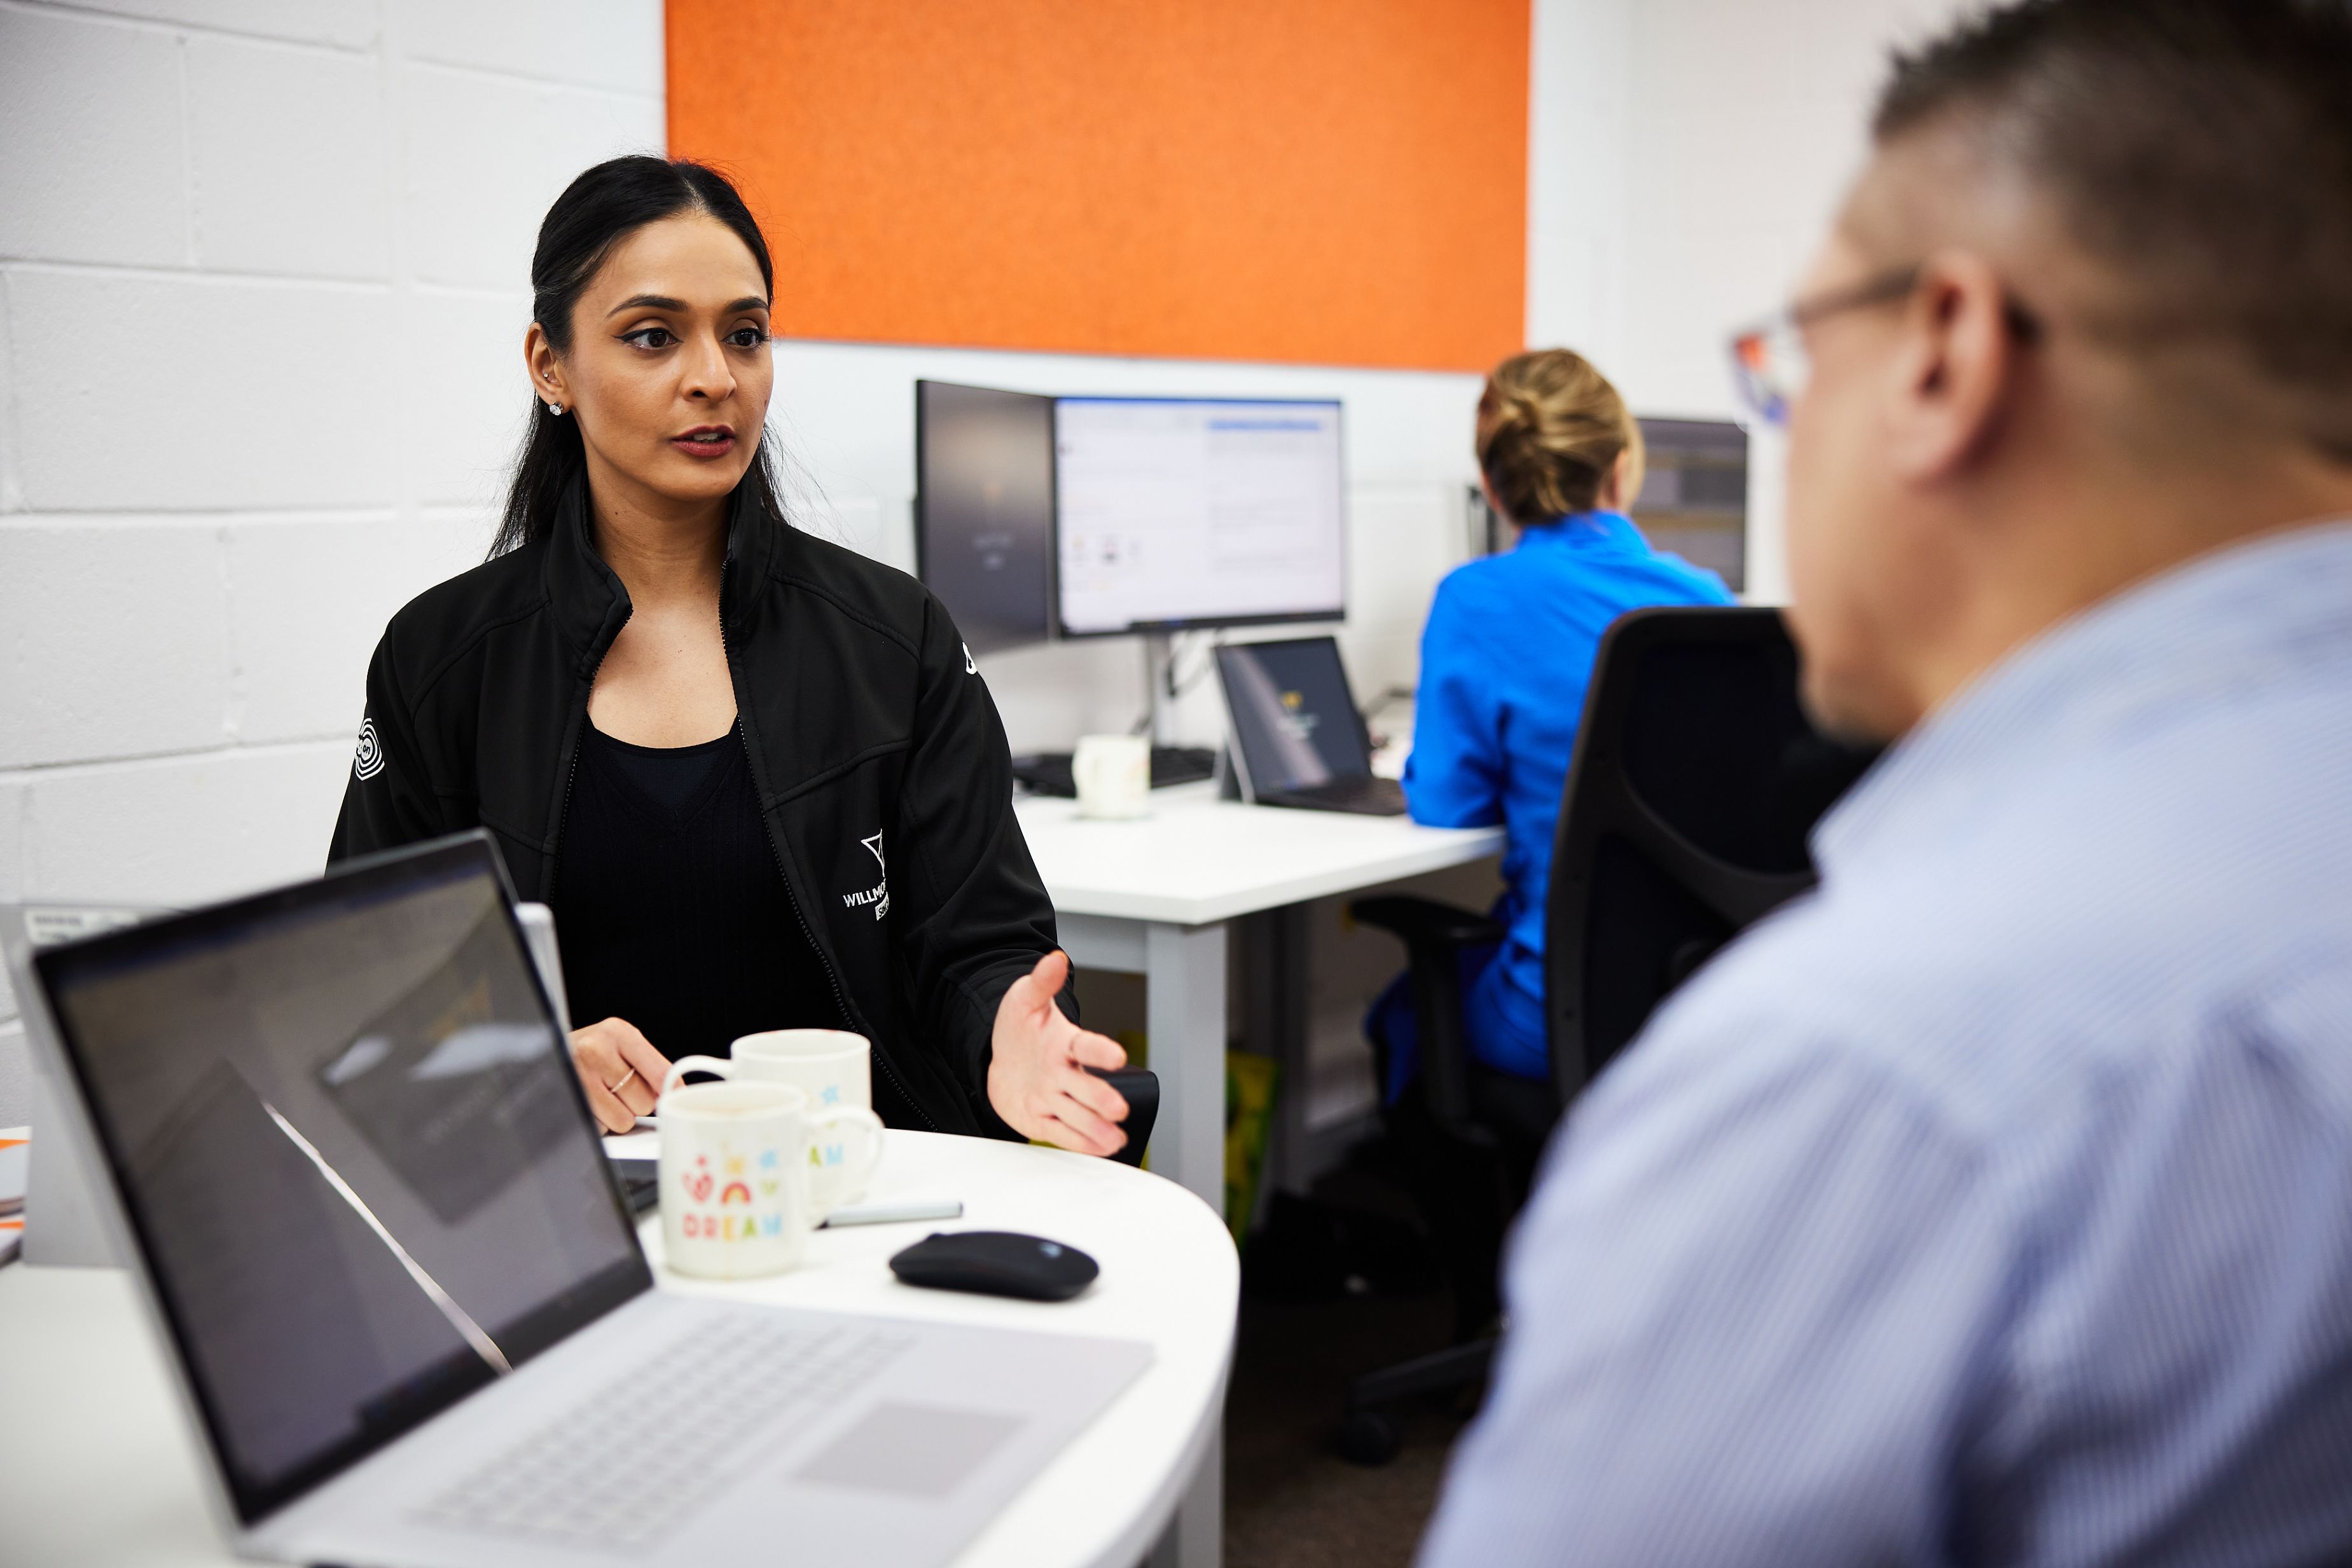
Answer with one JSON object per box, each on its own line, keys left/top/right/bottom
{"left": 1016, "top": 785, "right": 1504, "bottom": 1215}
{"left": 0, "top": 1131, "right": 1238, "bottom": 1568}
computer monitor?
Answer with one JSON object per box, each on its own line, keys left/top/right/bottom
{"left": 914, "top": 381, "right": 1058, "bottom": 654}
{"left": 1632, "top": 416, "right": 1748, "bottom": 592}
{"left": 1054, "top": 397, "right": 1346, "bottom": 636}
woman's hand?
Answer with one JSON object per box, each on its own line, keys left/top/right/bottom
{"left": 570, "top": 1017, "right": 669, "bottom": 1134}
{"left": 987, "top": 951, "right": 1131, "bottom": 1157}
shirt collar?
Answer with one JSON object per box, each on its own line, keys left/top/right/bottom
{"left": 1517, "top": 509, "right": 1645, "bottom": 551}
{"left": 1815, "top": 519, "right": 2352, "bottom": 876}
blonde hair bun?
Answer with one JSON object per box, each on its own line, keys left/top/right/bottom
{"left": 1476, "top": 349, "right": 1644, "bottom": 525}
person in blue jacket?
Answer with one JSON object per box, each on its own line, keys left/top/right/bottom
{"left": 1371, "top": 349, "right": 1734, "bottom": 1101}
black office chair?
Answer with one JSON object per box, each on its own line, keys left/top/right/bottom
{"left": 1338, "top": 605, "right": 1880, "bottom": 1464}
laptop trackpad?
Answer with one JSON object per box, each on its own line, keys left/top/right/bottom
{"left": 795, "top": 1404, "right": 1025, "bottom": 1497}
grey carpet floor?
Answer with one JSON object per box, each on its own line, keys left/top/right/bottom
{"left": 1222, "top": 1290, "right": 1475, "bottom": 1567}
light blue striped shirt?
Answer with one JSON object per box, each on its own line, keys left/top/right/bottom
{"left": 1420, "top": 523, "right": 2352, "bottom": 1567}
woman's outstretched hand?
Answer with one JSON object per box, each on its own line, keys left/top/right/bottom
{"left": 987, "top": 951, "right": 1131, "bottom": 1157}
{"left": 571, "top": 1016, "right": 668, "bottom": 1134}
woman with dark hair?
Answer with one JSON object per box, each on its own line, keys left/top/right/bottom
{"left": 330, "top": 157, "right": 1130, "bottom": 1155}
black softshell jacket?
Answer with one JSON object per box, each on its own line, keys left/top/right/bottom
{"left": 328, "top": 482, "right": 1055, "bottom": 1139}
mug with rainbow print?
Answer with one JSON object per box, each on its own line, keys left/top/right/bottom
{"left": 673, "top": 1031, "right": 880, "bottom": 1213}
{"left": 655, "top": 1078, "right": 876, "bottom": 1280}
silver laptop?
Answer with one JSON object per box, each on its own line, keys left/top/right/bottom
{"left": 3, "top": 896, "right": 572, "bottom": 1268}
{"left": 25, "top": 831, "right": 1149, "bottom": 1568}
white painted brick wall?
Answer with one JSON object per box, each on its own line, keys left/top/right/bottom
{"left": 17, "top": 742, "right": 356, "bottom": 901}
{"left": 0, "top": 0, "right": 667, "bottom": 1075}
{"left": 11, "top": 269, "right": 401, "bottom": 509}
{"left": 0, "top": 8, "right": 190, "bottom": 268}
{"left": 223, "top": 511, "right": 487, "bottom": 742}
{"left": 399, "top": 65, "right": 664, "bottom": 291}
{"left": 399, "top": 0, "right": 665, "bottom": 96}
{"left": 188, "top": 34, "right": 392, "bottom": 280}
{"left": 0, "top": 783, "right": 22, "bottom": 902}
{"left": 0, "top": 521, "right": 233, "bottom": 768}
{"left": 400, "top": 291, "right": 539, "bottom": 509}
{"left": 70, "top": 0, "right": 378, "bottom": 49}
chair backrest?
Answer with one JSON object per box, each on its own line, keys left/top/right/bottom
{"left": 1542, "top": 606, "right": 1879, "bottom": 1104}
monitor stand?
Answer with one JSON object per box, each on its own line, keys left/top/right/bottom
{"left": 1142, "top": 631, "right": 1180, "bottom": 747}
{"left": 1140, "top": 632, "right": 1216, "bottom": 784}
{"left": 1006, "top": 633, "right": 1218, "bottom": 798}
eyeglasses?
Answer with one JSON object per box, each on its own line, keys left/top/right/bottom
{"left": 1727, "top": 265, "right": 2044, "bottom": 427}
{"left": 1727, "top": 265, "right": 1921, "bottom": 427}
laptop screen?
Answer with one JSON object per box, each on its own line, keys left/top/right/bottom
{"left": 1216, "top": 636, "right": 1373, "bottom": 794}
{"left": 33, "top": 835, "right": 649, "bottom": 1523}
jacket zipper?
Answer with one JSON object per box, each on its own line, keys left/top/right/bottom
{"left": 550, "top": 661, "right": 601, "bottom": 889}
{"left": 717, "top": 557, "right": 939, "bottom": 1132}
{"left": 553, "top": 722, "right": 585, "bottom": 869}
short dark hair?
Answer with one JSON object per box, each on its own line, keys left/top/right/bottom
{"left": 1875, "top": 0, "right": 2352, "bottom": 460}
{"left": 492, "top": 156, "right": 790, "bottom": 559}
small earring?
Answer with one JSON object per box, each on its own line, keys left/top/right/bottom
{"left": 546, "top": 401, "right": 564, "bottom": 416}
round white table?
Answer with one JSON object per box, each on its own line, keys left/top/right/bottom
{"left": 0, "top": 1130, "right": 1238, "bottom": 1568}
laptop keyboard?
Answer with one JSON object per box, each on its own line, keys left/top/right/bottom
{"left": 1266, "top": 775, "right": 1408, "bottom": 816}
{"left": 420, "top": 1311, "right": 914, "bottom": 1553}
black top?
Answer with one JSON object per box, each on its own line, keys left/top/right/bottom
{"left": 551, "top": 721, "right": 844, "bottom": 1063}
{"left": 331, "top": 476, "right": 1065, "bottom": 1139}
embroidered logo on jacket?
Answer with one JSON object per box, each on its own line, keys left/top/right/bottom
{"left": 843, "top": 830, "right": 890, "bottom": 921}
{"left": 352, "top": 718, "right": 385, "bottom": 781}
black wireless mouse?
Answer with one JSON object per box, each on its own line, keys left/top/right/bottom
{"left": 889, "top": 1230, "right": 1100, "bottom": 1302}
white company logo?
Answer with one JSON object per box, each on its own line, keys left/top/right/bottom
{"left": 352, "top": 718, "right": 385, "bottom": 781}
{"left": 962, "top": 642, "right": 978, "bottom": 675}
{"left": 843, "top": 830, "right": 890, "bottom": 921}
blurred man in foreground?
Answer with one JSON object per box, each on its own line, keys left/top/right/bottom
{"left": 1420, "top": 1, "right": 2352, "bottom": 1562}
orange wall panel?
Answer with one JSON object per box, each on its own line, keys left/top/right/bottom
{"left": 667, "top": 0, "right": 1529, "bottom": 371}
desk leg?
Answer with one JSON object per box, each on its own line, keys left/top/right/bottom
{"left": 1240, "top": 904, "right": 1312, "bottom": 1205}
{"left": 1145, "top": 920, "right": 1228, "bottom": 1218}
{"left": 1147, "top": 1422, "right": 1222, "bottom": 1568}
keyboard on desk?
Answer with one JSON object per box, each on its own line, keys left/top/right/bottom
{"left": 420, "top": 1312, "right": 912, "bottom": 1553}
{"left": 1011, "top": 746, "right": 1217, "bottom": 797}
{"left": 1257, "top": 775, "right": 1408, "bottom": 816}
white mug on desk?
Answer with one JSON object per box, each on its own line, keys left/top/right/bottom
{"left": 664, "top": 1036, "right": 885, "bottom": 1214}
{"left": 734, "top": 1029, "right": 878, "bottom": 1207}
{"left": 655, "top": 1078, "right": 822, "bottom": 1280}
{"left": 1074, "top": 733, "right": 1151, "bottom": 819}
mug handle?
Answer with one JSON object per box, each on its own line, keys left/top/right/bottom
{"left": 660, "top": 1054, "right": 738, "bottom": 1100}
{"left": 807, "top": 1105, "right": 885, "bottom": 1190}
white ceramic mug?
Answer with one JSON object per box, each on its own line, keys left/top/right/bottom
{"left": 656, "top": 1079, "right": 820, "bottom": 1281}
{"left": 664, "top": 1041, "right": 884, "bottom": 1214}
{"left": 1074, "top": 732, "right": 1151, "bottom": 819}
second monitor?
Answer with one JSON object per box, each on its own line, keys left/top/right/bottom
{"left": 1055, "top": 397, "right": 1346, "bottom": 637}
{"left": 915, "top": 380, "right": 1058, "bottom": 654}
